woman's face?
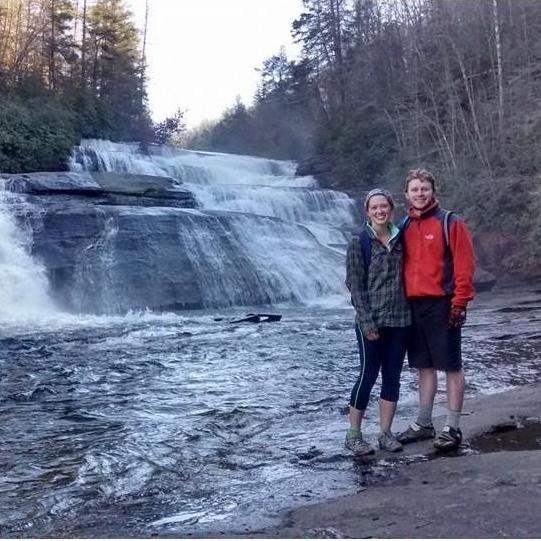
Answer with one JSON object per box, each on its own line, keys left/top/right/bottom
{"left": 405, "top": 178, "right": 434, "bottom": 210}
{"left": 367, "top": 195, "right": 392, "bottom": 226}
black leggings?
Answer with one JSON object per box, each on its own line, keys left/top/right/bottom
{"left": 349, "top": 326, "right": 408, "bottom": 411}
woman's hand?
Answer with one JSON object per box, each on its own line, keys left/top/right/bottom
{"left": 366, "top": 330, "right": 380, "bottom": 341}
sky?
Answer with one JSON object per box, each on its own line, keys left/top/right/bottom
{"left": 127, "top": 0, "right": 304, "bottom": 128}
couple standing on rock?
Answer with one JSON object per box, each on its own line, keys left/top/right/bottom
{"left": 344, "top": 168, "right": 475, "bottom": 455}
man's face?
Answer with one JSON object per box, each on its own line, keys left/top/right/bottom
{"left": 405, "top": 178, "right": 434, "bottom": 210}
{"left": 367, "top": 195, "right": 392, "bottom": 226}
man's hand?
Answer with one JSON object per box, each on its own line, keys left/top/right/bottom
{"left": 449, "top": 305, "right": 467, "bottom": 328}
{"left": 366, "top": 330, "right": 380, "bottom": 341}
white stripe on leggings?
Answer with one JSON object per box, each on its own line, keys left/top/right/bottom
{"left": 353, "top": 327, "right": 366, "bottom": 409}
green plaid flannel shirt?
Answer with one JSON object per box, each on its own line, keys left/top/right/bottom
{"left": 346, "top": 223, "right": 411, "bottom": 336}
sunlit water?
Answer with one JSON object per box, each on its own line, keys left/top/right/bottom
{"left": 1, "top": 284, "right": 540, "bottom": 537}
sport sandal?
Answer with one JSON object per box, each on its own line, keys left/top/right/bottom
{"left": 378, "top": 432, "right": 403, "bottom": 452}
{"left": 345, "top": 432, "right": 375, "bottom": 456}
{"left": 397, "top": 422, "right": 436, "bottom": 444}
{"left": 433, "top": 426, "right": 462, "bottom": 450}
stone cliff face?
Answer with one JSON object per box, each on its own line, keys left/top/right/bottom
{"left": 2, "top": 170, "right": 345, "bottom": 314}
{"left": 3, "top": 172, "right": 199, "bottom": 312}
{"left": 3, "top": 171, "right": 197, "bottom": 208}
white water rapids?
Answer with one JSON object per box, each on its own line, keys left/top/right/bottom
{"left": 0, "top": 184, "right": 55, "bottom": 321}
{"left": 69, "top": 138, "right": 357, "bottom": 247}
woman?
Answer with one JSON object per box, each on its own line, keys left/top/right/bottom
{"left": 344, "top": 188, "right": 411, "bottom": 455}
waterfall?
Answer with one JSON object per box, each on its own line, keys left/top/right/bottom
{"left": 0, "top": 182, "right": 56, "bottom": 320}
{"left": 176, "top": 210, "right": 344, "bottom": 308}
{"left": 70, "top": 139, "right": 359, "bottom": 247}
{"left": 64, "top": 139, "right": 360, "bottom": 312}
{"left": 0, "top": 140, "right": 359, "bottom": 315}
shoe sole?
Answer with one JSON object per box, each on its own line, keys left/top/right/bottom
{"left": 433, "top": 440, "right": 461, "bottom": 450}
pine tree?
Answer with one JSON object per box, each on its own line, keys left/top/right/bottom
{"left": 86, "top": 0, "right": 148, "bottom": 140}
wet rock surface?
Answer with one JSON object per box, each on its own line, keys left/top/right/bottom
{"left": 255, "top": 385, "right": 541, "bottom": 539}
{"left": 2, "top": 168, "right": 347, "bottom": 314}
{"left": 471, "top": 418, "right": 541, "bottom": 453}
{"left": 1, "top": 171, "right": 197, "bottom": 208}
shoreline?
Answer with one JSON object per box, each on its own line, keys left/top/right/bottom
{"left": 218, "top": 384, "right": 541, "bottom": 538}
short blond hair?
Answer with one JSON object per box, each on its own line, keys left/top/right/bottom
{"left": 405, "top": 169, "right": 436, "bottom": 192}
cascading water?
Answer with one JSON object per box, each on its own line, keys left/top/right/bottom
{"left": 69, "top": 139, "right": 358, "bottom": 244}
{"left": 0, "top": 182, "right": 56, "bottom": 320}
{"left": 63, "top": 138, "right": 360, "bottom": 313}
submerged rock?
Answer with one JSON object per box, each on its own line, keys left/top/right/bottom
{"left": 228, "top": 313, "right": 282, "bottom": 324}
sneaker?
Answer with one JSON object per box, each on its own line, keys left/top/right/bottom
{"left": 344, "top": 432, "right": 375, "bottom": 456}
{"left": 434, "top": 426, "right": 462, "bottom": 450}
{"left": 378, "top": 432, "right": 403, "bottom": 452}
{"left": 396, "top": 422, "right": 436, "bottom": 444}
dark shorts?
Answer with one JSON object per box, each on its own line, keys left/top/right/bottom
{"left": 407, "top": 296, "right": 462, "bottom": 372}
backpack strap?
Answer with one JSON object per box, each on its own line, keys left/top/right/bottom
{"left": 398, "top": 215, "right": 411, "bottom": 232}
{"left": 439, "top": 208, "right": 455, "bottom": 294}
{"left": 443, "top": 210, "right": 452, "bottom": 248}
{"left": 402, "top": 210, "right": 452, "bottom": 246}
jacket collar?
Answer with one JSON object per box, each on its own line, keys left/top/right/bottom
{"left": 408, "top": 198, "right": 439, "bottom": 219}
{"left": 365, "top": 222, "right": 401, "bottom": 251}
{"left": 366, "top": 222, "right": 401, "bottom": 241}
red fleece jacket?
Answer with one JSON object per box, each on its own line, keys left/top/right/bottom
{"left": 403, "top": 201, "right": 475, "bottom": 307}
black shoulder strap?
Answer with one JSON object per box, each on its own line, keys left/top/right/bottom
{"left": 439, "top": 209, "right": 455, "bottom": 294}
{"left": 440, "top": 209, "right": 457, "bottom": 249}
{"left": 443, "top": 210, "right": 452, "bottom": 248}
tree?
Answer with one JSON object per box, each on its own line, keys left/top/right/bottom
{"left": 86, "top": 0, "right": 149, "bottom": 140}
{"left": 45, "top": 0, "right": 76, "bottom": 90}
{"left": 0, "top": 0, "right": 154, "bottom": 171}
{"left": 292, "top": 0, "right": 353, "bottom": 120}
{"left": 154, "top": 109, "right": 186, "bottom": 145}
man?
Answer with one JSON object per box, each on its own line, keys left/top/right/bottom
{"left": 397, "top": 169, "right": 475, "bottom": 450}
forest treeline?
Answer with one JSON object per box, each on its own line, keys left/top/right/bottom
{"left": 1, "top": 0, "right": 540, "bottom": 273}
{"left": 0, "top": 0, "right": 158, "bottom": 172}
{"left": 191, "top": 0, "right": 541, "bottom": 273}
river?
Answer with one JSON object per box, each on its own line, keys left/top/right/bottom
{"left": 1, "top": 283, "right": 540, "bottom": 537}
